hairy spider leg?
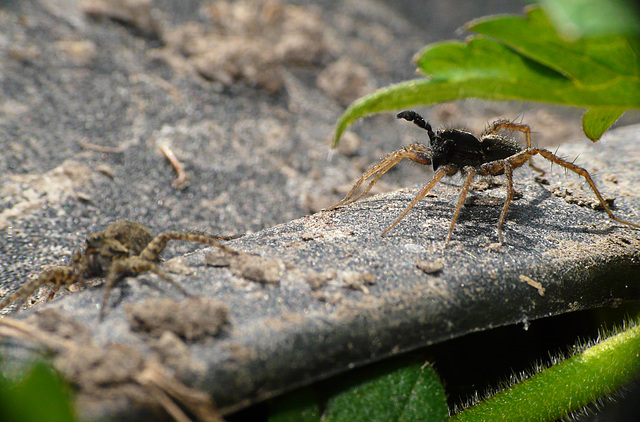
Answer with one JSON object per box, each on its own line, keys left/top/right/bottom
{"left": 99, "top": 256, "right": 191, "bottom": 319}
{"left": 139, "top": 231, "right": 239, "bottom": 262}
{"left": 381, "top": 165, "right": 452, "bottom": 237}
{"left": 474, "top": 145, "right": 640, "bottom": 244}
{"left": 328, "top": 144, "right": 432, "bottom": 210}
{"left": 444, "top": 167, "right": 477, "bottom": 245}
{"left": 506, "top": 148, "right": 640, "bottom": 229}
{"left": 484, "top": 120, "right": 545, "bottom": 175}
{"left": 473, "top": 158, "right": 517, "bottom": 244}
{"left": 99, "top": 231, "right": 239, "bottom": 318}
{"left": 496, "top": 162, "right": 515, "bottom": 244}
{"left": 0, "top": 266, "right": 82, "bottom": 312}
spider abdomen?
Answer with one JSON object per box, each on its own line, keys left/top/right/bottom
{"left": 432, "top": 130, "right": 523, "bottom": 172}
{"left": 481, "top": 135, "right": 522, "bottom": 163}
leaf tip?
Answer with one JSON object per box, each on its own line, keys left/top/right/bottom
{"left": 581, "top": 108, "right": 626, "bottom": 142}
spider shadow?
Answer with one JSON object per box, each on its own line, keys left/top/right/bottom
{"left": 90, "top": 272, "right": 186, "bottom": 310}
{"left": 453, "top": 183, "right": 619, "bottom": 247}
{"left": 372, "top": 181, "right": 619, "bottom": 248}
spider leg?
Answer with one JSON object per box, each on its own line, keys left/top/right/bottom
{"left": 99, "top": 260, "right": 128, "bottom": 319}
{"left": 139, "top": 232, "right": 238, "bottom": 262}
{"left": 478, "top": 158, "right": 519, "bottom": 244}
{"left": 47, "top": 286, "right": 60, "bottom": 301}
{"left": 381, "top": 165, "right": 451, "bottom": 237}
{"left": 130, "top": 256, "right": 191, "bottom": 295}
{"left": 531, "top": 148, "right": 640, "bottom": 229}
{"left": 485, "top": 120, "right": 545, "bottom": 175}
{"left": 496, "top": 162, "right": 515, "bottom": 244}
{"left": 330, "top": 159, "right": 400, "bottom": 209}
{"left": 445, "top": 167, "right": 476, "bottom": 246}
{"left": 146, "top": 265, "right": 190, "bottom": 297}
{"left": 0, "top": 266, "right": 80, "bottom": 312}
{"left": 99, "top": 255, "right": 195, "bottom": 318}
{"left": 328, "top": 143, "right": 432, "bottom": 210}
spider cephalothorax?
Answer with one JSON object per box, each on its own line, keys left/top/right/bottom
{"left": 328, "top": 110, "right": 639, "bottom": 245}
{"left": 0, "top": 221, "right": 239, "bottom": 317}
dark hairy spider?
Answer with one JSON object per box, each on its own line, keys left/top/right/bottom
{"left": 328, "top": 110, "right": 640, "bottom": 245}
{"left": 0, "top": 221, "right": 239, "bottom": 317}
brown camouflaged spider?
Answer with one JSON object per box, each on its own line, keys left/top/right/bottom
{"left": 0, "top": 221, "right": 239, "bottom": 317}
{"left": 329, "top": 110, "right": 640, "bottom": 245}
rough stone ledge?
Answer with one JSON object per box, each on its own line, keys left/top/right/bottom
{"left": 1, "top": 124, "right": 639, "bottom": 419}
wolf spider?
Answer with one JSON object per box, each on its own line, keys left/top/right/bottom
{"left": 0, "top": 221, "right": 239, "bottom": 317}
{"left": 328, "top": 110, "right": 639, "bottom": 245}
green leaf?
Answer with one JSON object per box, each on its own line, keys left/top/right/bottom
{"left": 321, "top": 361, "right": 448, "bottom": 422}
{"left": 331, "top": 5, "right": 640, "bottom": 147}
{"left": 541, "top": 0, "right": 640, "bottom": 38}
{"left": 268, "top": 360, "right": 448, "bottom": 422}
{"left": 451, "top": 320, "right": 640, "bottom": 422}
{"left": 269, "top": 389, "right": 321, "bottom": 422}
{"left": 0, "top": 362, "right": 76, "bottom": 422}
{"left": 467, "top": 7, "right": 640, "bottom": 84}
{"left": 582, "top": 107, "right": 626, "bottom": 140}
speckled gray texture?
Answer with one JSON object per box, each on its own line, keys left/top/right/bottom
{"left": 1, "top": 0, "right": 640, "bottom": 419}
{"left": 4, "top": 125, "right": 640, "bottom": 418}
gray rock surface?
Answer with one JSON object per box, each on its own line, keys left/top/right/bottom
{"left": 3, "top": 124, "right": 640, "bottom": 419}
{"left": 1, "top": 0, "right": 639, "bottom": 420}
